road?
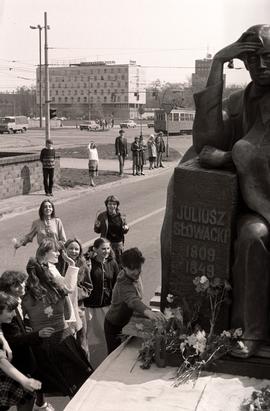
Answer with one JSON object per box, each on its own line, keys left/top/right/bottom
{"left": 0, "top": 126, "right": 192, "bottom": 155}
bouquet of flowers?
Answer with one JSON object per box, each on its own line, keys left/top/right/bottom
{"left": 242, "top": 386, "right": 270, "bottom": 410}
{"left": 136, "top": 275, "right": 242, "bottom": 387}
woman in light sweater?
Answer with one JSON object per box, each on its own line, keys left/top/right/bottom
{"left": 22, "top": 238, "right": 92, "bottom": 397}
{"left": 14, "top": 200, "right": 66, "bottom": 250}
{"left": 88, "top": 141, "right": 99, "bottom": 187}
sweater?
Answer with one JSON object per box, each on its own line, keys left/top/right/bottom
{"left": 105, "top": 269, "right": 150, "bottom": 328}
{"left": 40, "top": 147, "right": 55, "bottom": 168}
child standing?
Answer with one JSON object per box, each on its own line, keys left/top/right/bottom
{"left": 87, "top": 142, "right": 99, "bottom": 187}
{"left": 104, "top": 248, "right": 165, "bottom": 354}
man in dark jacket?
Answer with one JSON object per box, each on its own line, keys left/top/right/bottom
{"left": 115, "top": 129, "right": 128, "bottom": 176}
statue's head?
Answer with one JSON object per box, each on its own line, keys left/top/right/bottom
{"left": 241, "top": 24, "right": 270, "bottom": 86}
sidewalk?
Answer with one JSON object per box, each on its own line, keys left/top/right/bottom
{"left": 0, "top": 158, "right": 177, "bottom": 221}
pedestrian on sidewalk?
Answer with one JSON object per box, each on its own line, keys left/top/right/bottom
{"left": 40, "top": 140, "right": 56, "bottom": 197}
{"left": 104, "top": 248, "right": 166, "bottom": 354}
{"left": 139, "top": 135, "right": 147, "bottom": 175}
{"left": 94, "top": 195, "right": 129, "bottom": 264}
{"left": 115, "top": 129, "right": 128, "bottom": 177}
{"left": 155, "top": 132, "right": 166, "bottom": 168}
{"left": 131, "top": 136, "right": 141, "bottom": 176}
{"left": 14, "top": 199, "right": 66, "bottom": 250}
{"left": 147, "top": 134, "right": 157, "bottom": 170}
{"left": 87, "top": 141, "right": 99, "bottom": 187}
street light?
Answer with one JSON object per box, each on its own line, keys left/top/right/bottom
{"left": 30, "top": 24, "right": 42, "bottom": 128}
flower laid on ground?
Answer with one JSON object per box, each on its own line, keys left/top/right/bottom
{"left": 135, "top": 274, "right": 242, "bottom": 387}
{"left": 242, "top": 385, "right": 270, "bottom": 410}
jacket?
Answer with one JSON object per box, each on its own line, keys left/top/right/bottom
{"left": 94, "top": 211, "right": 129, "bottom": 242}
{"left": 115, "top": 136, "right": 128, "bottom": 156}
{"left": 2, "top": 312, "right": 40, "bottom": 375}
{"left": 105, "top": 269, "right": 150, "bottom": 328}
{"left": 84, "top": 254, "right": 119, "bottom": 308}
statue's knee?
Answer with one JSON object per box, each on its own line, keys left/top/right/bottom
{"left": 238, "top": 220, "right": 269, "bottom": 244}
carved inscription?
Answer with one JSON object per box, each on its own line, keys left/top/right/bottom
{"left": 173, "top": 205, "right": 230, "bottom": 277}
{"left": 173, "top": 205, "right": 229, "bottom": 244}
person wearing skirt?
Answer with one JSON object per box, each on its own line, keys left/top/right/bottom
{"left": 88, "top": 142, "right": 99, "bottom": 187}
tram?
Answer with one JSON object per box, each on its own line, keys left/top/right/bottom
{"left": 154, "top": 108, "right": 195, "bottom": 135}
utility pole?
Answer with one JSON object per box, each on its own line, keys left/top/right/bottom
{"left": 29, "top": 24, "right": 43, "bottom": 128}
{"left": 44, "top": 12, "right": 50, "bottom": 142}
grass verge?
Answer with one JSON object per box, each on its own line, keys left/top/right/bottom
{"left": 60, "top": 168, "right": 125, "bottom": 188}
{"left": 57, "top": 144, "right": 180, "bottom": 162}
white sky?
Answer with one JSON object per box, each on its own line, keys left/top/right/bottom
{"left": 0, "top": 0, "right": 269, "bottom": 91}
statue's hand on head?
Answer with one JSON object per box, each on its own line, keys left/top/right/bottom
{"left": 214, "top": 33, "right": 262, "bottom": 64}
{"left": 199, "top": 146, "right": 234, "bottom": 170}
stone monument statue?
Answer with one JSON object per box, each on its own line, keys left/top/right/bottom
{"left": 161, "top": 24, "right": 270, "bottom": 359}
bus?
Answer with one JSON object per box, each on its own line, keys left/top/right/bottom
{"left": 154, "top": 108, "right": 195, "bottom": 135}
{"left": 0, "top": 116, "right": 29, "bottom": 134}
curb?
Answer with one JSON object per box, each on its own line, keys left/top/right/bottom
{"left": 0, "top": 160, "right": 180, "bottom": 221}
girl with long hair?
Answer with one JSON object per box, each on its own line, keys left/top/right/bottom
{"left": 22, "top": 238, "right": 92, "bottom": 397}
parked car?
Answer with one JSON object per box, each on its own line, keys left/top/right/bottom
{"left": 119, "top": 120, "right": 137, "bottom": 128}
{"left": 79, "top": 121, "right": 100, "bottom": 131}
{"left": 147, "top": 122, "right": 154, "bottom": 128}
{"left": 0, "top": 116, "right": 28, "bottom": 134}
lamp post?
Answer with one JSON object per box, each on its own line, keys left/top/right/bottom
{"left": 138, "top": 104, "right": 144, "bottom": 137}
{"left": 30, "top": 24, "right": 42, "bottom": 128}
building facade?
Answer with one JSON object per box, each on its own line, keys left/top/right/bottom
{"left": 192, "top": 57, "right": 226, "bottom": 93}
{"left": 36, "top": 61, "right": 145, "bottom": 121}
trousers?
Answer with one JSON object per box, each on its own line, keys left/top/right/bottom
{"left": 43, "top": 168, "right": 54, "bottom": 194}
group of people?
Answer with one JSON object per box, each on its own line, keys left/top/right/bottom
{"left": 115, "top": 129, "right": 166, "bottom": 177}
{"left": 0, "top": 194, "right": 164, "bottom": 411}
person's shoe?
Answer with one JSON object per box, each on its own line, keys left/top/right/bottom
{"left": 230, "top": 339, "right": 260, "bottom": 358}
{"left": 136, "top": 173, "right": 140, "bottom": 176}
{"left": 34, "top": 402, "right": 55, "bottom": 411}
{"left": 45, "top": 193, "right": 49, "bottom": 196}
{"left": 141, "top": 172, "right": 145, "bottom": 175}
{"left": 90, "top": 182, "right": 96, "bottom": 187}
{"left": 133, "top": 172, "right": 136, "bottom": 176}
{"left": 49, "top": 193, "right": 53, "bottom": 196}
{"left": 160, "top": 164, "right": 165, "bottom": 168}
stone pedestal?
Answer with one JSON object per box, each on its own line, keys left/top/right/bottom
{"left": 169, "top": 158, "right": 239, "bottom": 332}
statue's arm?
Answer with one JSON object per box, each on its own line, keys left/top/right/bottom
{"left": 193, "top": 36, "right": 260, "bottom": 155}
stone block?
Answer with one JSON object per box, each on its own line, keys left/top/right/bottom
{"left": 169, "top": 158, "right": 239, "bottom": 331}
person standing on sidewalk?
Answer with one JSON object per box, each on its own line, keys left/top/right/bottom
{"left": 147, "top": 134, "right": 157, "bottom": 170}
{"left": 40, "top": 140, "right": 56, "bottom": 196}
{"left": 87, "top": 141, "right": 99, "bottom": 187}
{"left": 155, "top": 132, "right": 166, "bottom": 168}
{"left": 139, "top": 134, "right": 147, "bottom": 175}
{"left": 115, "top": 129, "right": 128, "bottom": 177}
{"left": 131, "top": 136, "right": 141, "bottom": 176}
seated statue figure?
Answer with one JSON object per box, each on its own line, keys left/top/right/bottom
{"left": 161, "top": 24, "right": 270, "bottom": 359}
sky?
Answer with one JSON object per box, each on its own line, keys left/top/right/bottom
{"left": 0, "top": 0, "right": 269, "bottom": 91}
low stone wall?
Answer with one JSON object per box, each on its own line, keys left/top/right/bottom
{"left": 0, "top": 152, "right": 60, "bottom": 199}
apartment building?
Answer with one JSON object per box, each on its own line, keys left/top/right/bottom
{"left": 36, "top": 61, "right": 146, "bottom": 121}
{"left": 192, "top": 56, "right": 226, "bottom": 93}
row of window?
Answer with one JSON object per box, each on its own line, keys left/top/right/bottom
{"left": 50, "top": 66, "right": 128, "bottom": 77}
{"left": 156, "top": 112, "right": 195, "bottom": 121}
{"left": 48, "top": 81, "right": 129, "bottom": 89}
{"left": 51, "top": 95, "right": 129, "bottom": 103}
